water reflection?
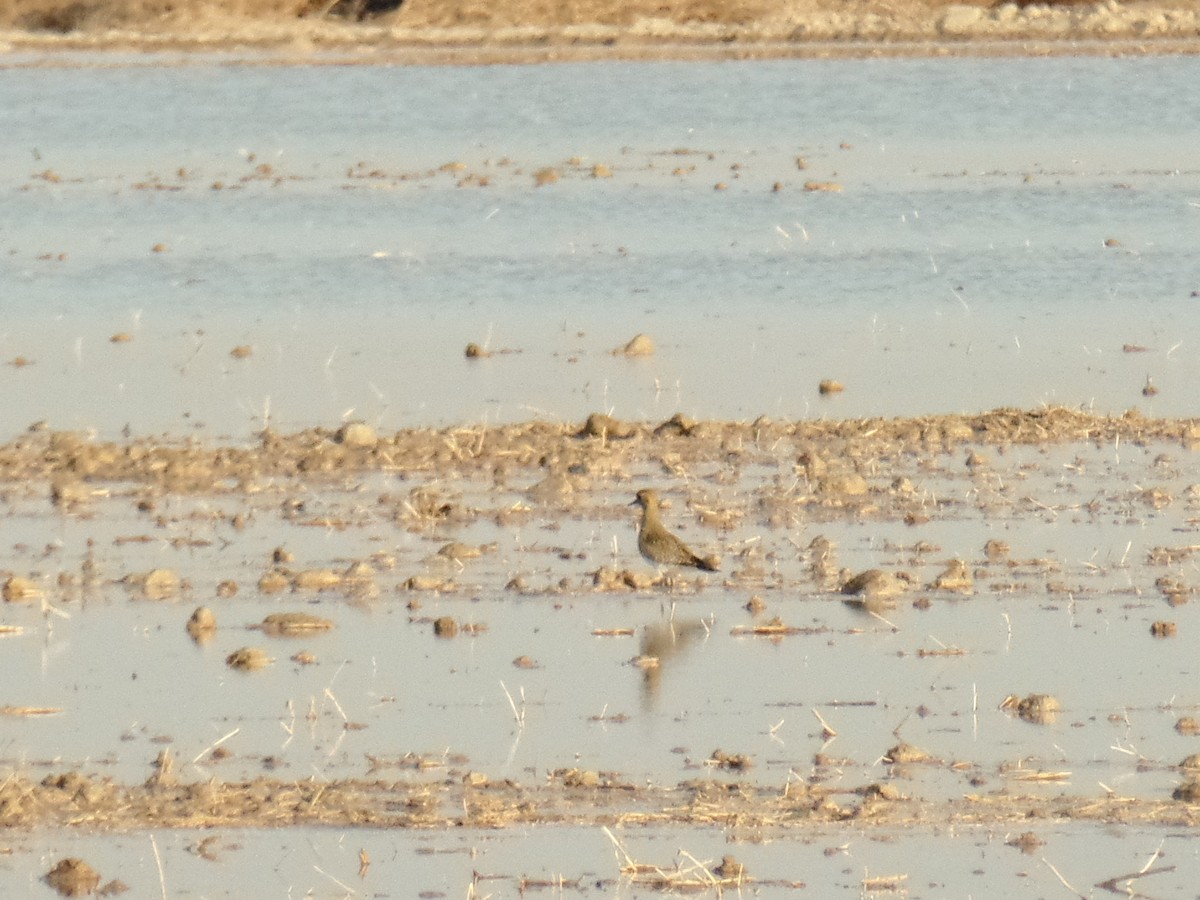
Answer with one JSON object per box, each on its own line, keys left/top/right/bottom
{"left": 635, "top": 617, "right": 709, "bottom": 706}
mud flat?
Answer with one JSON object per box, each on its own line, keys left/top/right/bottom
{"left": 4, "top": 407, "right": 1200, "bottom": 893}
{"left": 4, "top": 0, "right": 1200, "bottom": 60}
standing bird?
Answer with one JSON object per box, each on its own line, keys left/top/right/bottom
{"left": 631, "top": 489, "right": 719, "bottom": 572}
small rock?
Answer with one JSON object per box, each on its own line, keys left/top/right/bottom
{"left": 258, "top": 569, "right": 289, "bottom": 594}
{"left": 186, "top": 606, "right": 217, "bottom": 641}
{"left": 1002, "top": 693, "right": 1061, "bottom": 725}
{"left": 226, "top": 647, "right": 272, "bottom": 671}
{"left": 45, "top": 858, "right": 101, "bottom": 897}
{"left": 464, "top": 342, "right": 490, "bottom": 359}
{"left": 138, "top": 568, "right": 179, "bottom": 601}
{"left": 884, "top": 742, "right": 932, "bottom": 764}
{"left": 713, "top": 855, "right": 747, "bottom": 880}
{"left": 561, "top": 768, "right": 599, "bottom": 787}
{"left": 579, "top": 412, "right": 635, "bottom": 439}
{"left": 291, "top": 569, "right": 342, "bottom": 592}
{"left": 931, "top": 559, "right": 973, "bottom": 594}
{"left": 709, "top": 749, "right": 753, "bottom": 770}
{"left": 620, "top": 333, "right": 655, "bottom": 357}
{"left": 654, "top": 412, "right": 696, "bottom": 436}
{"left": 433, "top": 616, "right": 459, "bottom": 638}
{"left": 841, "top": 569, "right": 908, "bottom": 600}
{"left": 1173, "top": 779, "right": 1200, "bottom": 802}
{"left": 260, "top": 612, "right": 334, "bottom": 636}
{"left": 1151, "top": 620, "right": 1178, "bottom": 638}
{"left": 1177, "top": 716, "right": 1200, "bottom": 736}
{"left": 939, "top": 3, "right": 984, "bottom": 35}
{"left": 336, "top": 421, "right": 377, "bottom": 450}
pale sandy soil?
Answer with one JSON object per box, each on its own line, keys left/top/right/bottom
{"left": 2, "top": 0, "right": 1200, "bottom": 58}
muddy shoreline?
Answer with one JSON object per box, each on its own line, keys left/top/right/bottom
{"left": 6, "top": 406, "right": 1200, "bottom": 839}
{"left": 9, "top": 407, "right": 1200, "bottom": 494}
{"left": 8, "top": 764, "right": 1200, "bottom": 833}
{"left": 4, "top": 0, "right": 1200, "bottom": 60}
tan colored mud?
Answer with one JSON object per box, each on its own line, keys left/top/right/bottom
{"left": 2, "top": 407, "right": 1195, "bottom": 498}
{"left": 5, "top": 765, "right": 1200, "bottom": 832}
{"left": 4, "top": 406, "right": 1200, "bottom": 835}
{"left": 3, "top": 0, "right": 1200, "bottom": 59}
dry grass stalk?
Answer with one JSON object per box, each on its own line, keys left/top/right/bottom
{"left": 602, "top": 827, "right": 745, "bottom": 891}
{"left": 862, "top": 872, "right": 908, "bottom": 891}
{"left": 730, "top": 616, "right": 822, "bottom": 636}
{"left": 1010, "top": 771, "right": 1072, "bottom": 783}
{"left": 0, "top": 706, "right": 63, "bottom": 717}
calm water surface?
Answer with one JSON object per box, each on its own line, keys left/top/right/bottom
{"left": 3, "top": 51, "right": 1200, "bottom": 897}
{"left": 1, "top": 54, "right": 1199, "bottom": 437}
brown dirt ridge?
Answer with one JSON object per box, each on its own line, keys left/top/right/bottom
{"left": 6, "top": 406, "right": 1200, "bottom": 495}
{"left": 2, "top": 0, "right": 1200, "bottom": 58}
{"left": 9, "top": 764, "right": 1200, "bottom": 832}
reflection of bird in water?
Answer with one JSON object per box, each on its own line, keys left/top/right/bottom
{"left": 635, "top": 619, "right": 707, "bottom": 704}
{"left": 631, "top": 489, "right": 718, "bottom": 572}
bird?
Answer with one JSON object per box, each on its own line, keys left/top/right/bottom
{"left": 631, "top": 489, "right": 718, "bottom": 572}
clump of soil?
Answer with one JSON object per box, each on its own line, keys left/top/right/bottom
{"left": 186, "top": 606, "right": 217, "bottom": 642}
{"left": 226, "top": 647, "right": 272, "bottom": 671}
{"left": 708, "top": 749, "right": 753, "bottom": 770}
{"left": 257, "top": 612, "right": 335, "bottom": 635}
{"left": 619, "top": 333, "right": 655, "bottom": 357}
{"left": 1002, "top": 693, "right": 1062, "bottom": 724}
{"left": 44, "top": 858, "right": 100, "bottom": 897}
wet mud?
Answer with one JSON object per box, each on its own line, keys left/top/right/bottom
{"left": 3, "top": 405, "right": 1200, "bottom": 847}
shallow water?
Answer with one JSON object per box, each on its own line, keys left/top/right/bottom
{"left": 3, "top": 431, "right": 1199, "bottom": 796}
{"left": 2, "top": 55, "right": 1200, "bottom": 438}
{"left": 4, "top": 50, "right": 1200, "bottom": 897}
{"left": 5, "top": 821, "right": 1200, "bottom": 898}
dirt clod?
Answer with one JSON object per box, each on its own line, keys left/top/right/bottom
{"left": 620, "top": 333, "right": 655, "bottom": 357}
{"left": 225, "top": 647, "right": 272, "bottom": 671}
{"left": 45, "top": 858, "right": 101, "bottom": 897}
